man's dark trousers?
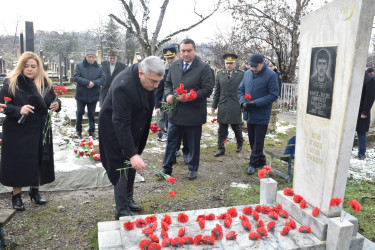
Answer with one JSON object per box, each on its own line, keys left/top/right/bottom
{"left": 114, "top": 167, "right": 136, "bottom": 214}
{"left": 218, "top": 123, "right": 243, "bottom": 150}
{"left": 247, "top": 123, "right": 268, "bottom": 167}
{"left": 163, "top": 122, "right": 202, "bottom": 173}
{"left": 76, "top": 100, "right": 97, "bottom": 133}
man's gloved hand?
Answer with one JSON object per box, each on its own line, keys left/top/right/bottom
{"left": 242, "top": 101, "right": 256, "bottom": 111}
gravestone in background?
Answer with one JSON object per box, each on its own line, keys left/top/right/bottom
{"left": 293, "top": 0, "right": 375, "bottom": 217}
{"left": 25, "top": 21, "right": 34, "bottom": 52}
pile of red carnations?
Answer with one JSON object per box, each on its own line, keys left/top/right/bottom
{"left": 74, "top": 138, "right": 96, "bottom": 160}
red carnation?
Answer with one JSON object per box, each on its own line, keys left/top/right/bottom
{"left": 269, "top": 211, "right": 279, "bottom": 220}
{"left": 160, "top": 229, "right": 168, "bottom": 239}
{"left": 349, "top": 200, "right": 361, "bottom": 212}
{"left": 193, "top": 234, "right": 203, "bottom": 245}
{"left": 148, "top": 242, "right": 161, "bottom": 250}
{"left": 255, "top": 220, "right": 264, "bottom": 228}
{"left": 142, "top": 227, "right": 154, "bottom": 237}
{"left": 278, "top": 210, "right": 289, "bottom": 219}
{"left": 253, "top": 211, "right": 259, "bottom": 221}
{"left": 264, "top": 165, "right": 272, "bottom": 172}
{"left": 196, "top": 214, "right": 206, "bottom": 222}
{"left": 299, "top": 225, "right": 311, "bottom": 233}
{"left": 206, "top": 213, "right": 215, "bottom": 220}
{"left": 177, "top": 213, "right": 189, "bottom": 223}
{"left": 285, "top": 219, "right": 296, "bottom": 229}
{"left": 182, "top": 235, "right": 194, "bottom": 245}
{"left": 187, "top": 89, "right": 197, "bottom": 101}
{"left": 258, "top": 169, "right": 267, "bottom": 178}
{"left": 199, "top": 218, "right": 205, "bottom": 229}
{"left": 123, "top": 221, "right": 135, "bottom": 230}
{"left": 293, "top": 195, "right": 303, "bottom": 203}
{"left": 224, "top": 218, "right": 232, "bottom": 228}
{"left": 161, "top": 221, "right": 169, "bottom": 231}
{"left": 162, "top": 238, "right": 173, "bottom": 247}
{"left": 169, "top": 191, "right": 176, "bottom": 198}
{"left": 280, "top": 226, "right": 292, "bottom": 236}
{"left": 227, "top": 207, "right": 238, "bottom": 217}
{"left": 202, "top": 235, "right": 215, "bottom": 245}
{"left": 257, "top": 227, "right": 268, "bottom": 237}
{"left": 145, "top": 215, "right": 157, "bottom": 223}
{"left": 330, "top": 197, "right": 343, "bottom": 207}
{"left": 255, "top": 205, "right": 261, "bottom": 212}
{"left": 283, "top": 187, "right": 294, "bottom": 196}
{"left": 135, "top": 218, "right": 147, "bottom": 228}
{"left": 312, "top": 207, "right": 320, "bottom": 217}
{"left": 178, "top": 227, "right": 186, "bottom": 237}
{"left": 172, "top": 237, "right": 185, "bottom": 247}
{"left": 226, "top": 231, "right": 237, "bottom": 240}
{"left": 3, "top": 97, "right": 12, "bottom": 103}
{"left": 223, "top": 139, "right": 228, "bottom": 144}
{"left": 245, "top": 94, "right": 252, "bottom": 100}
{"left": 211, "top": 224, "right": 223, "bottom": 240}
{"left": 239, "top": 215, "right": 249, "bottom": 222}
{"left": 166, "top": 176, "right": 177, "bottom": 184}
{"left": 300, "top": 199, "right": 308, "bottom": 209}
{"left": 267, "top": 221, "right": 276, "bottom": 231}
{"left": 242, "top": 206, "right": 253, "bottom": 215}
{"left": 216, "top": 213, "right": 228, "bottom": 220}
{"left": 261, "top": 205, "right": 270, "bottom": 214}
{"left": 162, "top": 214, "right": 172, "bottom": 225}
{"left": 249, "top": 232, "right": 261, "bottom": 240}
{"left": 139, "top": 239, "right": 152, "bottom": 250}
{"left": 148, "top": 234, "right": 159, "bottom": 243}
{"left": 241, "top": 220, "right": 252, "bottom": 231}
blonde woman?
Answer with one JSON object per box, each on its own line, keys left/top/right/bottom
{"left": 0, "top": 52, "right": 61, "bottom": 211}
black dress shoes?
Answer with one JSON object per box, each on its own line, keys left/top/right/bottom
{"left": 188, "top": 171, "right": 197, "bottom": 180}
{"left": 155, "top": 168, "right": 172, "bottom": 178}
{"left": 236, "top": 144, "right": 242, "bottom": 153}
{"left": 115, "top": 210, "right": 132, "bottom": 220}
{"left": 214, "top": 149, "right": 225, "bottom": 157}
{"left": 183, "top": 154, "right": 190, "bottom": 165}
{"left": 89, "top": 132, "right": 97, "bottom": 139}
{"left": 128, "top": 200, "right": 142, "bottom": 212}
{"left": 74, "top": 131, "right": 82, "bottom": 139}
{"left": 247, "top": 166, "right": 256, "bottom": 175}
{"left": 12, "top": 192, "right": 25, "bottom": 211}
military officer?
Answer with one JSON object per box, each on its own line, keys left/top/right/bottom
{"left": 211, "top": 53, "right": 245, "bottom": 157}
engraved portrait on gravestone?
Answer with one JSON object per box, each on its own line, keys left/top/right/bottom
{"left": 306, "top": 46, "right": 337, "bottom": 119}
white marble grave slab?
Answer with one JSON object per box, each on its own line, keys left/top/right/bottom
{"left": 294, "top": 0, "right": 375, "bottom": 217}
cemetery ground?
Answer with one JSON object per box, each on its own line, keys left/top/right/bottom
{"left": 0, "top": 113, "right": 374, "bottom": 249}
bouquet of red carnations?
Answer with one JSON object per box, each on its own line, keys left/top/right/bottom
{"left": 161, "top": 83, "right": 197, "bottom": 116}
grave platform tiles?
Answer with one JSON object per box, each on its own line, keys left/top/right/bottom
{"left": 98, "top": 204, "right": 326, "bottom": 250}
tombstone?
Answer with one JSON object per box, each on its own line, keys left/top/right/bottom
{"left": 58, "top": 54, "right": 63, "bottom": 86}
{"left": 69, "top": 60, "right": 75, "bottom": 83}
{"left": 292, "top": 0, "right": 375, "bottom": 217}
{"left": 19, "top": 33, "right": 24, "bottom": 55}
{"left": 25, "top": 21, "right": 34, "bottom": 52}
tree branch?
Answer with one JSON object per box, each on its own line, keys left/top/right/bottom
{"left": 151, "top": 0, "right": 169, "bottom": 54}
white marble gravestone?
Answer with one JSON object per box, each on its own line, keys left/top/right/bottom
{"left": 293, "top": 0, "right": 375, "bottom": 217}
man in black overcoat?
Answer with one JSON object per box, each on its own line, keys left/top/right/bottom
{"left": 356, "top": 68, "right": 375, "bottom": 160}
{"left": 100, "top": 49, "right": 126, "bottom": 106}
{"left": 161, "top": 38, "right": 214, "bottom": 180}
{"left": 99, "top": 56, "right": 165, "bottom": 219}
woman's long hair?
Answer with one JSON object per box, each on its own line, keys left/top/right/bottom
{"left": 7, "top": 51, "right": 52, "bottom": 96}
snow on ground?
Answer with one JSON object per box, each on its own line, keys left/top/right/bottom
{"left": 51, "top": 99, "right": 374, "bottom": 182}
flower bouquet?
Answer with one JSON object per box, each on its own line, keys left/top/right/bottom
{"left": 161, "top": 83, "right": 197, "bottom": 116}
{"left": 42, "top": 86, "right": 67, "bottom": 145}
{"left": 74, "top": 138, "right": 96, "bottom": 161}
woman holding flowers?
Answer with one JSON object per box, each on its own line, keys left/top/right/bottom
{"left": 0, "top": 51, "right": 61, "bottom": 211}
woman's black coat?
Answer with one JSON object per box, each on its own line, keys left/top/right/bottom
{"left": 0, "top": 75, "right": 61, "bottom": 187}
{"left": 356, "top": 72, "right": 375, "bottom": 133}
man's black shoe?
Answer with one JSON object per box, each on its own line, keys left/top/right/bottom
{"left": 236, "top": 144, "right": 242, "bottom": 153}
{"left": 214, "top": 149, "right": 225, "bottom": 157}
{"left": 188, "top": 171, "right": 197, "bottom": 180}
{"left": 115, "top": 210, "right": 132, "bottom": 220}
{"left": 74, "top": 131, "right": 82, "bottom": 139}
{"left": 89, "top": 132, "right": 96, "bottom": 139}
{"left": 155, "top": 168, "right": 172, "bottom": 178}
{"left": 247, "top": 166, "right": 256, "bottom": 175}
{"left": 183, "top": 154, "right": 190, "bottom": 165}
{"left": 129, "top": 200, "right": 142, "bottom": 212}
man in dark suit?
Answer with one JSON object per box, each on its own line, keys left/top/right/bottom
{"left": 212, "top": 53, "right": 244, "bottom": 157}
{"left": 99, "top": 56, "right": 165, "bottom": 219}
{"left": 161, "top": 38, "right": 214, "bottom": 180}
{"left": 100, "top": 50, "right": 126, "bottom": 106}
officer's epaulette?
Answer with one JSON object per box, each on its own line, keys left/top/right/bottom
{"left": 217, "top": 68, "right": 225, "bottom": 73}
{"left": 237, "top": 68, "right": 245, "bottom": 72}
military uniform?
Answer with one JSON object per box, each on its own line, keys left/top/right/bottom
{"left": 212, "top": 53, "right": 244, "bottom": 155}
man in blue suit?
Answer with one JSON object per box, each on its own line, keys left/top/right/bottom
{"left": 238, "top": 53, "right": 279, "bottom": 175}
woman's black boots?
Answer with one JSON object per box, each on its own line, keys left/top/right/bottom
{"left": 12, "top": 192, "right": 25, "bottom": 211}
{"left": 28, "top": 188, "right": 47, "bottom": 205}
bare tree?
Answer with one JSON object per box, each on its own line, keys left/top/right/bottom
{"left": 109, "top": 0, "right": 222, "bottom": 56}
{"left": 229, "top": 0, "right": 312, "bottom": 82}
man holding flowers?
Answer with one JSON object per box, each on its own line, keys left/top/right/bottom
{"left": 161, "top": 38, "right": 214, "bottom": 180}
{"left": 99, "top": 56, "right": 165, "bottom": 219}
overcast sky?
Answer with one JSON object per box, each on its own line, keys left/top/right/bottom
{"left": 0, "top": 0, "right": 234, "bottom": 43}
